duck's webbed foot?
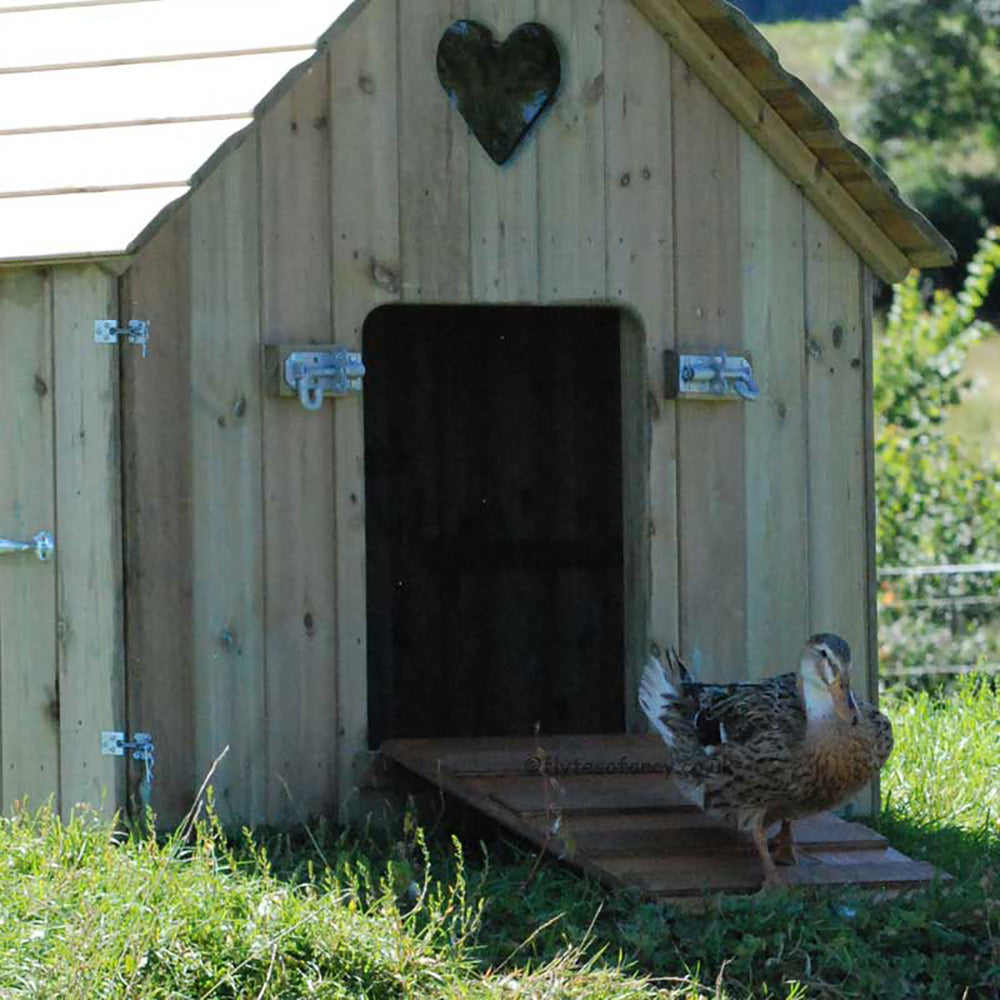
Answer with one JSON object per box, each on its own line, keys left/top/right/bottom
{"left": 767, "top": 820, "right": 797, "bottom": 867}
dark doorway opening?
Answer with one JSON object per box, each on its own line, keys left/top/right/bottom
{"left": 363, "top": 305, "right": 626, "bottom": 747}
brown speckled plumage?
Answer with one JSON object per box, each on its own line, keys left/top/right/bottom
{"left": 639, "top": 635, "right": 893, "bottom": 885}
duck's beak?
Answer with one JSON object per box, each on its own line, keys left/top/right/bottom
{"left": 832, "top": 683, "right": 860, "bottom": 726}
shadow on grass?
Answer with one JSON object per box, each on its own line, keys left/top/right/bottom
{"left": 874, "top": 806, "right": 999, "bottom": 879}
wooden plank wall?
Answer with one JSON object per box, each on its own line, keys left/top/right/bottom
{"left": 260, "top": 59, "right": 338, "bottom": 826}
{"left": 804, "top": 204, "right": 876, "bottom": 815}
{"left": 469, "top": 1, "right": 539, "bottom": 302}
{"left": 740, "top": 134, "right": 809, "bottom": 680}
{"left": 0, "top": 269, "right": 60, "bottom": 814}
{"left": 53, "top": 267, "right": 124, "bottom": 818}
{"left": 805, "top": 203, "right": 869, "bottom": 677}
{"left": 121, "top": 206, "right": 196, "bottom": 828}
{"left": 329, "top": 0, "right": 400, "bottom": 818}
{"left": 187, "top": 136, "right": 267, "bottom": 828}
{"left": 0, "top": 264, "right": 124, "bottom": 820}
{"left": 672, "top": 56, "right": 746, "bottom": 682}
{"left": 604, "top": 0, "right": 675, "bottom": 725}
{"left": 113, "top": 0, "right": 879, "bottom": 825}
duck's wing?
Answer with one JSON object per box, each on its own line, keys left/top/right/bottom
{"left": 683, "top": 675, "right": 806, "bottom": 818}
{"left": 640, "top": 656, "right": 810, "bottom": 818}
{"left": 864, "top": 703, "right": 894, "bottom": 769}
{"left": 682, "top": 673, "right": 805, "bottom": 750}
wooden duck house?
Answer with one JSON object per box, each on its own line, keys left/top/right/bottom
{"left": 0, "top": 0, "right": 952, "bottom": 891}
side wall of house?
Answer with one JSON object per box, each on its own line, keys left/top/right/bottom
{"left": 0, "top": 263, "right": 125, "bottom": 820}
{"left": 121, "top": 0, "right": 878, "bottom": 828}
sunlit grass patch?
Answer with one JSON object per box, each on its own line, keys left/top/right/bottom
{"left": 0, "top": 683, "right": 996, "bottom": 998}
{"left": 0, "top": 802, "right": 676, "bottom": 999}
{"left": 877, "top": 678, "right": 1000, "bottom": 877}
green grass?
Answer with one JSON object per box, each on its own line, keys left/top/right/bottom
{"left": 0, "top": 681, "right": 997, "bottom": 999}
{"left": 877, "top": 679, "right": 1000, "bottom": 878}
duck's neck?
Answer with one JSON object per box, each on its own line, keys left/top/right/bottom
{"left": 800, "top": 674, "right": 836, "bottom": 726}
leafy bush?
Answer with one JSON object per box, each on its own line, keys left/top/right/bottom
{"left": 875, "top": 227, "right": 1000, "bottom": 564}
{"left": 842, "top": 0, "right": 1000, "bottom": 152}
{"left": 875, "top": 229, "right": 1000, "bottom": 675}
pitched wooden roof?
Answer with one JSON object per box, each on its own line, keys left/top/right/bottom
{"left": 0, "top": 0, "right": 347, "bottom": 263}
{"left": 0, "top": 0, "right": 953, "bottom": 281}
{"left": 632, "top": 0, "right": 955, "bottom": 280}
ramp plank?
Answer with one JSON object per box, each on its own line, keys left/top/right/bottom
{"left": 383, "top": 734, "right": 669, "bottom": 775}
{"left": 553, "top": 811, "right": 887, "bottom": 858}
{"left": 381, "top": 735, "right": 945, "bottom": 898}
{"left": 467, "top": 773, "right": 690, "bottom": 815}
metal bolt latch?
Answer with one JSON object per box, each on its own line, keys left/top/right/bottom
{"left": 101, "top": 731, "right": 155, "bottom": 789}
{"left": 95, "top": 320, "right": 150, "bottom": 359}
{"left": 284, "top": 348, "right": 365, "bottom": 411}
{"left": 664, "top": 350, "right": 760, "bottom": 401}
{"left": 0, "top": 531, "right": 55, "bottom": 561}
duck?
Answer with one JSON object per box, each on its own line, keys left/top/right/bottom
{"left": 638, "top": 634, "right": 893, "bottom": 887}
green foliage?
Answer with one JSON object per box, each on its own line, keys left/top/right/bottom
{"left": 840, "top": 1, "right": 1000, "bottom": 291}
{"left": 874, "top": 231, "right": 1000, "bottom": 675}
{"left": 874, "top": 228, "right": 1000, "bottom": 568}
{"left": 2, "top": 683, "right": 998, "bottom": 999}
{"left": 843, "top": 0, "right": 1000, "bottom": 152}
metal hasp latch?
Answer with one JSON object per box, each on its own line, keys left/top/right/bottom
{"left": 101, "top": 731, "right": 155, "bottom": 804}
{"left": 0, "top": 531, "right": 55, "bottom": 561}
{"left": 95, "top": 319, "right": 150, "bottom": 359}
{"left": 284, "top": 348, "right": 365, "bottom": 412}
{"left": 664, "top": 350, "right": 760, "bottom": 401}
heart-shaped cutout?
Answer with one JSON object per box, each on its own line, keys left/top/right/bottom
{"left": 437, "top": 20, "right": 561, "bottom": 166}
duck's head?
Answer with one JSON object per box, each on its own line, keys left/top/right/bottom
{"left": 798, "top": 633, "right": 860, "bottom": 726}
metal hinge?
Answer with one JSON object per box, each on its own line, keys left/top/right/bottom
{"left": 664, "top": 350, "right": 760, "bottom": 401}
{"left": 284, "top": 348, "right": 365, "bottom": 411}
{"left": 95, "top": 320, "right": 150, "bottom": 359}
{"left": 101, "top": 731, "right": 155, "bottom": 788}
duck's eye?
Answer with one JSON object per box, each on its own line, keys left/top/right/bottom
{"left": 819, "top": 648, "right": 829, "bottom": 660}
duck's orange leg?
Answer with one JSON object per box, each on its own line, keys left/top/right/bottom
{"left": 768, "top": 820, "right": 797, "bottom": 866}
{"left": 751, "top": 818, "right": 784, "bottom": 888}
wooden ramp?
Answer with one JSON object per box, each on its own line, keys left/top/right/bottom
{"left": 381, "top": 735, "right": 942, "bottom": 898}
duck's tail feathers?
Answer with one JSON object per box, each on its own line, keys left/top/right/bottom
{"left": 675, "top": 649, "right": 697, "bottom": 684}
{"left": 639, "top": 648, "right": 688, "bottom": 748}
